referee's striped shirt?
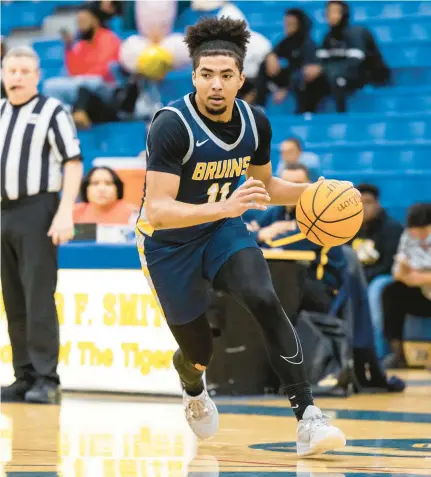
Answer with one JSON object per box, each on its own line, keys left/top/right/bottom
{"left": 0, "top": 94, "right": 82, "bottom": 201}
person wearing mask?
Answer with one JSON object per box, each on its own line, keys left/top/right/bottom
{"left": 382, "top": 203, "right": 431, "bottom": 369}
{"left": 254, "top": 8, "right": 323, "bottom": 113}
{"left": 351, "top": 184, "right": 403, "bottom": 283}
{"left": 43, "top": 4, "right": 121, "bottom": 113}
{"left": 74, "top": 167, "right": 138, "bottom": 225}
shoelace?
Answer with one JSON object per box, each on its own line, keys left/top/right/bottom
{"left": 301, "top": 413, "right": 331, "bottom": 434}
{"left": 187, "top": 399, "right": 210, "bottom": 420}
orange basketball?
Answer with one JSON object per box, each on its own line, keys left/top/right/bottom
{"left": 296, "top": 180, "right": 363, "bottom": 247}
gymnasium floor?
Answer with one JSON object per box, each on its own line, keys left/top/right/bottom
{"left": 1, "top": 370, "right": 430, "bottom": 477}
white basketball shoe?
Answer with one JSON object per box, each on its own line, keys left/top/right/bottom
{"left": 296, "top": 405, "right": 346, "bottom": 456}
{"left": 183, "top": 389, "right": 219, "bottom": 440}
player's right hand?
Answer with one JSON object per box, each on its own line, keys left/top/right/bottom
{"left": 223, "top": 177, "right": 270, "bottom": 218}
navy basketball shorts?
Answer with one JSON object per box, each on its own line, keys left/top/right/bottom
{"left": 136, "top": 218, "right": 259, "bottom": 325}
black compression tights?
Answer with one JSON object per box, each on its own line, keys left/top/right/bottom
{"left": 169, "top": 249, "right": 313, "bottom": 410}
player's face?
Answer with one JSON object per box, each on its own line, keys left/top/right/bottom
{"left": 3, "top": 56, "right": 39, "bottom": 105}
{"left": 193, "top": 55, "right": 245, "bottom": 118}
{"left": 86, "top": 168, "right": 119, "bottom": 206}
{"left": 361, "top": 192, "right": 380, "bottom": 223}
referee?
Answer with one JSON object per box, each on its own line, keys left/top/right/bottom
{"left": 0, "top": 47, "right": 83, "bottom": 403}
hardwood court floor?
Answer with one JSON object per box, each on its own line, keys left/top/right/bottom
{"left": 1, "top": 370, "right": 430, "bottom": 477}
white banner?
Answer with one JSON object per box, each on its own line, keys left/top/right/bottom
{"left": 0, "top": 269, "right": 182, "bottom": 395}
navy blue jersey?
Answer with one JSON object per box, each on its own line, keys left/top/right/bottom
{"left": 137, "top": 93, "right": 272, "bottom": 245}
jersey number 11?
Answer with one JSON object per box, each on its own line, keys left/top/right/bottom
{"left": 207, "top": 183, "right": 232, "bottom": 203}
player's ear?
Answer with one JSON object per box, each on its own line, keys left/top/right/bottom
{"left": 192, "top": 70, "right": 196, "bottom": 88}
{"left": 239, "top": 72, "right": 246, "bottom": 89}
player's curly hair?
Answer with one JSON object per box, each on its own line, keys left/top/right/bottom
{"left": 184, "top": 17, "right": 250, "bottom": 72}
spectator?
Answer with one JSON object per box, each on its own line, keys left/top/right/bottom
{"left": 248, "top": 164, "right": 345, "bottom": 314}
{"left": 382, "top": 203, "right": 431, "bottom": 369}
{"left": 316, "top": 1, "right": 369, "bottom": 112}
{"left": 43, "top": 4, "right": 121, "bottom": 108}
{"left": 276, "top": 137, "right": 321, "bottom": 180}
{"left": 74, "top": 167, "right": 137, "bottom": 225}
{"left": 247, "top": 165, "right": 405, "bottom": 392}
{"left": 351, "top": 184, "right": 403, "bottom": 283}
{"left": 254, "top": 8, "right": 324, "bottom": 113}
{"left": 72, "top": 77, "right": 139, "bottom": 128}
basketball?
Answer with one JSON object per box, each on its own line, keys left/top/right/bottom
{"left": 136, "top": 44, "right": 174, "bottom": 80}
{"left": 296, "top": 180, "right": 363, "bottom": 247}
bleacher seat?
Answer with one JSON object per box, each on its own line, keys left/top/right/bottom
{"left": 1, "top": 1, "right": 55, "bottom": 35}
{"left": 268, "top": 114, "right": 431, "bottom": 145}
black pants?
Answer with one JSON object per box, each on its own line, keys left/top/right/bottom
{"left": 382, "top": 281, "right": 431, "bottom": 341}
{"left": 170, "top": 248, "right": 308, "bottom": 387}
{"left": 1, "top": 193, "right": 60, "bottom": 383}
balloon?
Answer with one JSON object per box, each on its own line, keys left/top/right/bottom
{"left": 137, "top": 44, "right": 174, "bottom": 80}
{"left": 161, "top": 33, "right": 191, "bottom": 69}
{"left": 135, "top": 0, "right": 177, "bottom": 39}
{"left": 119, "top": 35, "right": 149, "bottom": 73}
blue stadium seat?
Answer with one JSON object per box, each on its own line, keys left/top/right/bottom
{"left": 159, "top": 69, "right": 193, "bottom": 105}
{"left": 315, "top": 145, "right": 431, "bottom": 172}
{"left": 269, "top": 114, "right": 431, "bottom": 145}
{"left": 393, "top": 67, "right": 431, "bottom": 86}
{"left": 91, "top": 121, "right": 146, "bottom": 156}
{"left": 33, "top": 39, "right": 64, "bottom": 62}
{"left": 1, "top": 1, "right": 55, "bottom": 34}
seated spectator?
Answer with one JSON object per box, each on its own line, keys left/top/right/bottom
{"left": 43, "top": 4, "right": 121, "bottom": 108}
{"left": 248, "top": 164, "right": 344, "bottom": 314}
{"left": 351, "top": 184, "right": 403, "bottom": 283}
{"left": 382, "top": 203, "right": 431, "bottom": 369}
{"left": 246, "top": 164, "right": 404, "bottom": 392}
{"left": 254, "top": 8, "right": 324, "bottom": 113}
{"left": 276, "top": 137, "right": 321, "bottom": 181}
{"left": 72, "top": 77, "right": 139, "bottom": 128}
{"left": 317, "top": 1, "right": 390, "bottom": 112}
{"left": 74, "top": 167, "right": 137, "bottom": 224}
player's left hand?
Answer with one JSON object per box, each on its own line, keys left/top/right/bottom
{"left": 48, "top": 208, "right": 75, "bottom": 245}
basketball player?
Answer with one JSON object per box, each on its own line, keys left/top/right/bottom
{"left": 136, "top": 17, "right": 346, "bottom": 456}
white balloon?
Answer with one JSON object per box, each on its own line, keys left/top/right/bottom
{"left": 217, "top": 3, "right": 272, "bottom": 79}
{"left": 245, "top": 31, "right": 272, "bottom": 78}
{"left": 119, "top": 35, "right": 149, "bottom": 73}
{"left": 135, "top": 0, "right": 177, "bottom": 38}
{"left": 161, "top": 33, "right": 192, "bottom": 69}
{"left": 217, "top": 3, "right": 248, "bottom": 25}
